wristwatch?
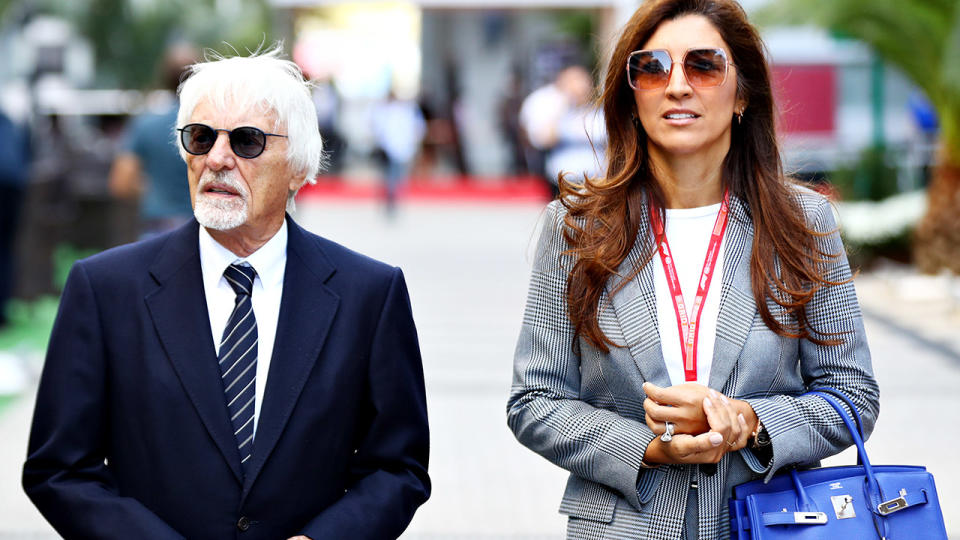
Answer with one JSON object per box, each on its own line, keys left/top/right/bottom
{"left": 751, "top": 420, "right": 771, "bottom": 449}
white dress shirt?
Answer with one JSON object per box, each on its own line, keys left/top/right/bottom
{"left": 653, "top": 203, "right": 726, "bottom": 386}
{"left": 199, "top": 221, "right": 287, "bottom": 435}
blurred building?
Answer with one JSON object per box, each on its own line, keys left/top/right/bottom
{"left": 274, "top": 0, "right": 932, "bottom": 191}
{"left": 274, "top": 0, "right": 637, "bottom": 179}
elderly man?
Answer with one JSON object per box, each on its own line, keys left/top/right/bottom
{"left": 23, "top": 49, "right": 430, "bottom": 540}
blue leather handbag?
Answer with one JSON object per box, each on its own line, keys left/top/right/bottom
{"left": 729, "top": 390, "right": 948, "bottom": 539}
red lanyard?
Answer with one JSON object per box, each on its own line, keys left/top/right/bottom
{"left": 650, "top": 189, "right": 730, "bottom": 382}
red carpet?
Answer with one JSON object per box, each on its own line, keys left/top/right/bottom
{"left": 297, "top": 175, "right": 553, "bottom": 203}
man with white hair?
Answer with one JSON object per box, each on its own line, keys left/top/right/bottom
{"left": 23, "top": 48, "right": 430, "bottom": 540}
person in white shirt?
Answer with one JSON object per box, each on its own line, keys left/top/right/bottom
{"left": 520, "top": 65, "right": 607, "bottom": 194}
{"left": 507, "top": 1, "right": 878, "bottom": 539}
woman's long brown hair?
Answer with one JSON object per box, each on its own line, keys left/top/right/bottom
{"left": 561, "top": 0, "right": 844, "bottom": 352}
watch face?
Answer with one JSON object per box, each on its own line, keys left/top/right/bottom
{"left": 756, "top": 428, "right": 771, "bottom": 446}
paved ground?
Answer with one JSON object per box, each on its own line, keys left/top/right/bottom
{"left": 0, "top": 198, "right": 957, "bottom": 538}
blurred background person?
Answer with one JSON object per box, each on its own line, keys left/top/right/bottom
{"left": 372, "top": 89, "right": 426, "bottom": 216}
{"left": 544, "top": 64, "right": 606, "bottom": 190}
{"left": 498, "top": 66, "right": 529, "bottom": 177}
{"left": 108, "top": 43, "right": 198, "bottom": 237}
{"left": 311, "top": 74, "right": 345, "bottom": 174}
{"left": 520, "top": 64, "right": 606, "bottom": 198}
{"left": 0, "top": 108, "right": 31, "bottom": 330}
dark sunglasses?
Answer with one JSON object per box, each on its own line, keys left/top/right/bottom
{"left": 178, "top": 123, "right": 288, "bottom": 159}
{"left": 626, "top": 48, "right": 733, "bottom": 90}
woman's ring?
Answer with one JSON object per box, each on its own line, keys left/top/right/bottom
{"left": 726, "top": 439, "right": 736, "bottom": 447}
{"left": 660, "top": 421, "right": 675, "bottom": 443}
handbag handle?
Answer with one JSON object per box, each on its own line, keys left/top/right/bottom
{"left": 808, "top": 387, "right": 865, "bottom": 465}
{"left": 808, "top": 387, "right": 865, "bottom": 441}
{"left": 805, "top": 391, "right": 882, "bottom": 504}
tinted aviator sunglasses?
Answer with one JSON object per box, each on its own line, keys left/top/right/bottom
{"left": 178, "top": 123, "right": 288, "bottom": 159}
{"left": 626, "top": 48, "right": 733, "bottom": 90}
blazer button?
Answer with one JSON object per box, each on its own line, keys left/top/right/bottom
{"left": 237, "top": 516, "right": 251, "bottom": 532}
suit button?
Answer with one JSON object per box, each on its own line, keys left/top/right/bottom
{"left": 237, "top": 516, "right": 251, "bottom": 532}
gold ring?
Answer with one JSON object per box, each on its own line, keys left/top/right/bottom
{"left": 726, "top": 440, "right": 736, "bottom": 447}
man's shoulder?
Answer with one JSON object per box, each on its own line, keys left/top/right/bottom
{"left": 293, "top": 224, "right": 398, "bottom": 281}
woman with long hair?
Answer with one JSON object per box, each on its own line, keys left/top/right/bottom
{"left": 506, "top": 1, "right": 879, "bottom": 538}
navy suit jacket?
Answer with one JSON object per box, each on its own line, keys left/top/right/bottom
{"left": 23, "top": 216, "right": 430, "bottom": 539}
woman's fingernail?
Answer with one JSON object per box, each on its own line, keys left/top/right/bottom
{"left": 738, "top": 413, "right": 746, "bottom": 424}
{"left": 704, "top": 397, "right": 713, "bottom": 408}
{"left": 709, "top": 389, "right": 718, "bottom": 399}
{"left": 709, "top": 433, "right": 723, "bottom": 446}
{"left": 720, "top": 394, "right": 729, "bottom": 405}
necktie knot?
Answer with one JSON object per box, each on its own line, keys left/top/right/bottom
{"left": 224, "top": 264, "right": 257, "bottom": 297}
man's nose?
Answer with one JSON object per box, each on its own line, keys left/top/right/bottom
{"left": 204, "top": 131, "right": 237, "bottom": 170}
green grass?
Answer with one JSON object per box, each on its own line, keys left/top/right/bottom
{"left": 0, "top": 296, "right": 59, "bottom": 353}
{"left": 0, "top": 394, "right": 17, "bottom": 416}
{"left": 0, "top": 243, "right": 85, "bottom": 419}
{"left": 0, "top": 296, "right": 58, "bottom": 419}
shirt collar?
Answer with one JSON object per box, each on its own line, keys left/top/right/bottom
{"left": 199, "top": 219, "right": 288, "bottom": 291}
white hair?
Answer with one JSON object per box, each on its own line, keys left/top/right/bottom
{"left": 176, "top": 45, "right": 323, "bottom": 197}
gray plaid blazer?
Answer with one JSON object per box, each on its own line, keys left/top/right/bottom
{"left": 507, "top": 188, "right": 880, "bottom": 539}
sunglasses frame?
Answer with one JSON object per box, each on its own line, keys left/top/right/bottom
{"left": 177, "top": 123, "right": 288, "bottom": 159}
{"left": 626, "top": 47, "right": 734, "bottom": 91}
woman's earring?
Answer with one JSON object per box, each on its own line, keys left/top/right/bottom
{"left": 736, "top": 111, "right": 743, "bottom": 125}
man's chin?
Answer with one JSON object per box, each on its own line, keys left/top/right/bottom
{"left": 194, "top": 201, "right": 248, "bottom": 231}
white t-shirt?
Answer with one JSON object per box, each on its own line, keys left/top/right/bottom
{"left": 652, "top": 203, "right": 726, "bottom": 386}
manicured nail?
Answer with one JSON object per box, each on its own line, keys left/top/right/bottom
{"left": 738, "top": 413, "right": 746, "bottom": 425}
{"left": 720, "top": 394, "right": 729, "bottom": 405}
{"left": 709, "top": 389, "right": 718, "bottom": 399}
{"left": 704, "top": 397, "right": 713, "bottom": 408}
{"left": 709, "top": 433, "right": 723, "bottom": 446}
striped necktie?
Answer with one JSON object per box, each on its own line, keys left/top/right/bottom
{"left": 219, "top": 263, "right": 258, "bottom": 475}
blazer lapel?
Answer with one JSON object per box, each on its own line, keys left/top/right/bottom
{"left": 707, "top": 195, "right": 757, "bottom": 391}
{"left": 606, "top": 196, "right": 671, "bottom": 387}
{"left": 144, "top": 220, "right": 244, "bottom": 484}
{"left": 242, "top": 217, "right": 339, "bottom": 493}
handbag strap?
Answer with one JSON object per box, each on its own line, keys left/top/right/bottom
{"left": 808, "top": 387, "right": 865, "bottom": 440}
{"left": 805, "top": 391, "right": 881, "bottom": 499}
{"left": 808, "top": 388, "right": 865, "bottom": 466}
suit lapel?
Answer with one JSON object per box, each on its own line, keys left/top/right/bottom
{"left": 605, "top": 196, "right": 671, "bottom": 387}
{"left": 707, "top": 195, "right": 757, "bottom": 391}
{"left": 144, "top": 220, "right": 244, "bottom": 484}
{"left": 242, "top": 217, "right": 339, "bottom": 493}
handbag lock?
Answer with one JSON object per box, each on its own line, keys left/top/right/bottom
{"left": 877, "top": 489, "right": 908, "bottom": 516}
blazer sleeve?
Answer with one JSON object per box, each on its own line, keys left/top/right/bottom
{"left": 506, "top": 201, "right": 660, "bottom": 509}
{"left": 300, "top": 267, "right": 430, "bottom": 540}
{"left": 22, "top": 263, "right": 185, "bottom": 539}
{"left": 742, "top": 192, "right": 881, "bottom": 480}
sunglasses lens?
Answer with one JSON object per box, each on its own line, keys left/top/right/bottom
{"left": 181, "top": 124, "right": 216, "bottom": 155}
{"left": 683, "top": 49, "right": 727, "bottom": 87}
{"left": 628, "top": 50, "right": 671, "bottom": 90}
{"left": 230, "top": 127, "right": 267, "bottom": 158}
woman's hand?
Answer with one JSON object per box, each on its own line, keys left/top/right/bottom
{"left": 643, "top": 382, "right": 713, "bottom": 435}
{"left": 642, "top": 391, "right": 751, "bottom": 465}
